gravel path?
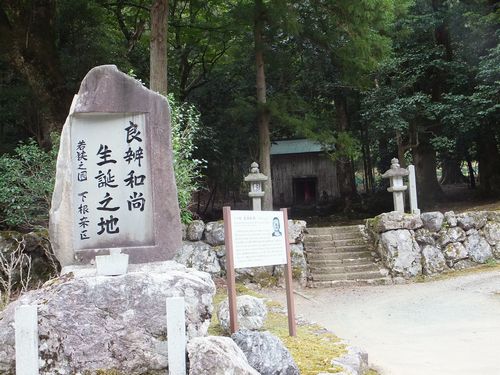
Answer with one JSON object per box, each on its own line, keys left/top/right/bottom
{"left": 261, "top": 269, "right": 500, "bottom": 375}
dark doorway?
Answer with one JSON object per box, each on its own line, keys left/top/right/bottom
{"left": 293, "top": 177, "right": 317, "bottom": 204}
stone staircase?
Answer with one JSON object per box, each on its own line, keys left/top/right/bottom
{"left": 305, "top": 225, "right": 390, "bottom": 287}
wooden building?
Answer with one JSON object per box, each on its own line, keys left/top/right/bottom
{"left": 270, "top": 139, "right": 339, "bottom": 207}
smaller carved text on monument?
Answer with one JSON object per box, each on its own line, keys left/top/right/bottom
{"left": 230, "top": 210, "right": 287, "bottom": 268}
{"left": 71, "top": 113, "right": 154, "bottom": 251}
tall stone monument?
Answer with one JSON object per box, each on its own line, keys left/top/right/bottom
{"left": 50, "top": 65, "right": 182, "bottom": 266}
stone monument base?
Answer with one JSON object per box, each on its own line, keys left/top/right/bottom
{"left": 0, "top": 261, "right": 215, "bottom": 374}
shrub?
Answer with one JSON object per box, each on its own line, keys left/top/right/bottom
{"left": 169, "top": 94, "right": 205, "bottom": 224}
{"left": 0, "top": 134, "right": 59, "bottom": 230}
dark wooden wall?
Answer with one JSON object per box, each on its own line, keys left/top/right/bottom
{"left": 270, "top": 153, "right": 339, "bottom": 206}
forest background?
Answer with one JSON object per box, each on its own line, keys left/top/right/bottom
{"left": 0, "top": 0, "right": 498, "bottom": 230}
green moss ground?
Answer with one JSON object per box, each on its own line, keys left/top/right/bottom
{"left": 210, "top": 283, "right": 353, "bottom": 374}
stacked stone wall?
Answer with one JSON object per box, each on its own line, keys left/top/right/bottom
{"left": 366, "top": 210, "right": 500, "bottom": 278}
{"left": 175, "top": 219, "right": 308, "bottom": 285}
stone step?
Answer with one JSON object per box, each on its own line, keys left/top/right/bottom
{"left": 305, "top": 230, "right": 361, "bottom": 239}
{"left": 310, "top": 270, "right": 385, "bottom": 282}
{"left": 305, "top": 234, "right": 363, "bottom": 243}
{"left": 305, "top": 238, "right": 366, "bottom": 247}
{"left": 331, "top": 231, "right": 365, "bottom": 240}
{"left": 307, "top": 277, "right": 392, "bottom": 288}
{"left": 307, "top": 258, "right": 375, "bottom": 267}
{"left": 332, "top": 238, "right": 367, "bottom": 247}
{"left": 306, "top": 246, "right": 370, "bottom": 254}
{"left": 305, "top": 225, "right": 385, "bottom": 288}
{"left": 304, "top": 234, "right": 333, "bottom": 242}
{"left": 308, "top": 263, "right": 380, "bottom": 274}
{"left": 305, "top": 240, "right": 368, "bottom": 250}
{"left": 306, "top": 251, "right": 372, "bottom": 261}
{"left": 307, "top": 225, "right": 361, "bottom": 235}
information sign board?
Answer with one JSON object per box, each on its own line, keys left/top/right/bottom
{"left": 230, "top": 210, "right": 287, "bottom": 268}
{"left": 223, "top": 207, "right": 296, "bottom": 336}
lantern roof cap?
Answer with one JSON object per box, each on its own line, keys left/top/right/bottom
{"left": 244, "top": 161, "right": 268, "bottom": 182}
{"left": 382, "top": 158, "right": 409, "bottom": 178}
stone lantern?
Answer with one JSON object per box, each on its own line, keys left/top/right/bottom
{"left": 382, "top": 158, "right": 409, "bottom": 213}
{"left": 244, "top": 162, "right": 268, "bottom": 211}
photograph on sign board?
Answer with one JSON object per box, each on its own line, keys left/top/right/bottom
{"left": 271, "top": 217, "right": 282, "bottom": 237}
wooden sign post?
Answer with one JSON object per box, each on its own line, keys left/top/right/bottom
{"left": 223, "top": 206, "right": 239, "bottom": 334}
{"left": 223, "top": 206, "right": 296, "bottom": 336}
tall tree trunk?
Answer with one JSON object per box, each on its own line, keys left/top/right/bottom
{"left": 254, "top": 0, "right": 273, "bottom": 210}
{"left": 465, "top": 152, "right": 476, "bottom": 189}
{"left": 377, "top": 136, "right": 394, "bottom": 174}
{"left": 334, "top": 90, "right": 356, "bottom": 211}
{"left": 477, "top": 128, "right": 500, "bottom": 194}
{"left": 362, "top": 142, "right": 369, "bottom": 194}
{"left": 440, "top": 158, "right": 467, "bottom": 184}
{"left": 366, "top": 131, "right": 375, "bottom": 193}
{"left": 395, "top": 131, "right": 407, "bottom": 168}
{"left": 413, "top": 140, "right": 444, "bottom": 203}
{"left": 361, "top": 124, "right": 374, "bottom": 193}
{"left": 411, "top": 0, "right": 452, "bottom": 200}
{"left": 431, "top": 0, "right": 453, "bottom": 101}
{"left": 150, "top": 0, "right": 168, "bottom": 95}
{"left": 0, "top": 2, "right": 70, "bottom": 147}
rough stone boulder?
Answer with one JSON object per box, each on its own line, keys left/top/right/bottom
{"left": 442, "top": 242, "right": 468, "bottom": 264}
{"left": 218, "top": 295, "right": 267, "bottom": 333}
{"left": 414, "top": 228, "right": 436, "bottom": 246}
{"left": 487, "top": 211, "right": 500, "bottom": 223}
{"left": 454, "top": 259, "right": 476, "bottom": 270}
{"left": 187, "top": 220, "right": 206, "bottom": 241}
{"left": 175, "top": 241, "right": 222, "bottom": 275}
{"left": 205, "top": 221, "right": 225, "bottom": 246}
{"left": 420, "top": 212, "right": 444, "bottom": 232}
{"left": 370, "top": 212, "right": 423, "bottom": 232}
{"left": 438, "top": 227, "right": 466, "bottom": 247}
{"left": 232, "top": 330, "right": 299, "bottom": 375}
{"left": 483, "top": 222, "right": 500, "bottom": 246}
{"left": 290, "top": 243, "right": 307, "bottom": 282}
{"left": 444, "top": 211, "right": 457, "bottom": 227}
{"left": 287, "top": 220, "right": 307, "bottom": 243}
{"left": 331, "top": 346, "right": 369, "bottom": 375}
{"left": 0, "top": 261, "right": 215, "bottom": 374}
{"left": 493, "top": 245, "right": 500, "bottom": 259}
{"left": 235, "top": 266, "right": 277, "bottom": 286}
{"left": 456, "top": 212, "right": 488, "bottom": 231}
{"left": 464, "top": 234, "right": 493, "bottom": 263}
{"left": 378, "top": 229, "right": 422, "bottom": 277}
{"left": 213, "top": 245, "right": 227, "bottom": 271}
{"left": 187, "top": 336, "right": 259, "bottom": 375}
{"left": 421, "top": 245, "right": 447, "bottom": 275}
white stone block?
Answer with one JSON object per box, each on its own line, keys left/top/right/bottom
{"left": 408, "top": 165, "right": 420, "bottom": 215}
{"left": 15, "top": 305, "right": 39, "bottom": 375}
{"left": 166, "top": 297, "right": 186, "bottom": 375}
{"left": 96, "top": 248, "right": 129, "bottom": 276}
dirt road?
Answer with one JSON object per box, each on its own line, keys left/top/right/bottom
{"left": 261, "top": 269, "right": 500, "bottom": 375}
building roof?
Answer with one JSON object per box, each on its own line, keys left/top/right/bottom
{"left": 270, "top": 139, "right": 324, "bottom": 155}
